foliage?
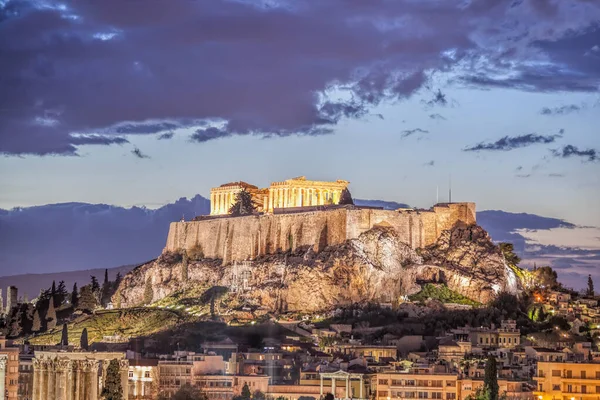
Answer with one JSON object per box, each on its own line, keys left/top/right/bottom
{"left": 531, "top": 266, "right": 560, "bottom": 290}
{"left": 586, "top": 275, "right": 595, "bottom": 297}
{"left": 484, "top": 356, "right": 499, "bottom": 400}
{"left": 144, "top": 278, "right": 154, "bottom": 305}
{"left": 60, "top": 324, "right": 68, "bottom": 346}
{"left": 499, "top": 243, "right": 521, "bottom": 266}
{"left": 101, "top": 359, "right": 124, "bottom": 400}
{"left": 56, "top": 280, "right": 68, "bottom": 306}
{"left": 241, "top": 383, "right": 251, "bottom": 400}
{"left": 71, "top": 283, "right": 79, "bottom": 309}
{"left": 80, "top": 327, "right": 89, "bottom": 350}
{"left": 318, "top": 336, "right": 336, "bottom": 349}
{"left": 187, "top": 244, "right": 205, "bottom": 261}
{"left": 77, "top": 285, "right": 98, "bottom": 312}
{"left": 200, "top": 286, "right": 229, "bottom": 319}
{"left": 159, "top": 250, "right": 184, "bottom": 265}
{"left": 32, "top": 308, "right": 41, "bottom": 333}
{"left": 229, "top": 189, "right": 256, "bottom": 216}
{"left": 338, "top": 188, "right": 354, "bottom": 205}
{"left": 409, "top": 284, "right": 480, "bottom": 306}
{"left": 158, "top": 384, "right": 207, "bottom": 400}
{"left": 324, "top": 393, "right": 335, "bottom": 400}
{"left": 46, "top": 297, "right": 57, "bottom": 330}
{"left": 252, "top": 391, "right": 266, "bottom": 400}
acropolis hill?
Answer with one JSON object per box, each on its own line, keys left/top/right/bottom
{"left": 115, "top": 177, "right": 519, "bottom": 310}
{"left": 164, "top": 176, "right": 476, "bottom": 264}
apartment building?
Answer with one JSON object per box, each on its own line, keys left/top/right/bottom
{"left": 0, "top": 336, "right": 19, "bottom": 400}
{"left": 535, "top": 361, "right": 600, "bottom": 400}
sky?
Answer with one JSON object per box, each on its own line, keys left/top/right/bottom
{"left": 1, "top": 0, "right": 599, "bottom": 229}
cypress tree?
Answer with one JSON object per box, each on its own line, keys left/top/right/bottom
{"left": 71, "top": 283, "right": 79, "bottom": 308}
{"left": 51, "top": 280, "right": 57, "bottom": 306}
{"left": 484, "top": 355, "right": 499, "bottom": 400}
{"left": 338, "top": 188, "right": 354, "bottom": 205}
{"left": 101, "top": 359, "right": 124, "bottom": 400}
{"left": 241, "top": 383, "right": 251, "bottom": 400}
{"left": 61, "top": 323, "right": 68, "bottom": 346}
{"left": 80, "top": 328, "right": 89, "bottom": 350}
{"left": 587, "top": 275, "right": 595, "bottom": 297}
{"left": 46, "top": 297, "right": 57, "bottom": 330}
{"left": 32, "top": 308, "right": 41, "bottom": 333}
{"left": 229, "top": 189, "right": 256, "bottom": 216}
{"left": 144, "top": 278, "right": 153, "bottom": 305}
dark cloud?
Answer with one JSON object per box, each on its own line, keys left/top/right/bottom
{"left": 423, "top": 89, "right": 448, "bottom": 107}
{"left": 516, "top": 174, "right": 531, "bottom": 178}
{"left": 157, "top": 132, "right": 174, "bottom": 140}
{"left": 401, "top": 128, "right": 429, "bottom": 138}
{"left": 131, "top": 147, "right": 150, "bottom": 159}
{"left": 424, "top": 160, "right": 435, "bottom": 166}
{"left": 548, "top": 173, "right": 564, "bottom": 177}
{"left": 551, "top": 145, "right": 598, "bottom": 162}
{"left": 1, "top": 0, "right": 599, "bottom": 155}
{"left": 68, "top": 135, "right": 129, "bottom": 146}
{"left": 515, "top": 165, "right": 523, "bottom": 171}
{"left": 540, "top": 104, "right": 581, "bottom": 115}
{"left": 429, "top": 113, "right": 446, "bottom": 120}
{"left": 464, "top": 133, "right": 561, "bottom": 152}
{"left": 190, "top": 127, "right": 230, "bottom": 143}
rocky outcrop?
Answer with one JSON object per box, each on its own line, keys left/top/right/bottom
{"left": 115, "top": 224, "right": 519, "bottom": 312}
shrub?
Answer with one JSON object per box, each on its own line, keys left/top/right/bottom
{"left": 187, "top": 244, "right": 204, "bottom": 261}
{"left": 159, "top": 251, "right": 183, "bottom": 265}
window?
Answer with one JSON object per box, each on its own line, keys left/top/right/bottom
{"left": 480, "top": 338, "right": 483, "bottom": 344}
{"left": 552, "top": 370, "right": 561, "bottom": 377}
{"left": 145, "top": 371, "right": 151, "bottom": 378}
{"left": 596, "top": 372, "right": 600, "bottom": 379}
{"left": 567, "top": 385, "right": 572, "bottom": 393}
{"left": 447, "top": 394, "right": 456, "bottom": 400}
{"left": 566, "top": 370, "right": 573, "bottom": 378}
{"left": 508, "top": 338, "right": 512, "bottom": 343}
{"left": 391, "top": 380, "right": 402, "bottom": 386}
{"left": 406, "top": 380, "right": 416, "bottom": 387}
{"left": 582, "top": 386, "right": 587, "bottom": 394}
{"left": 418, "top": 392, "right": 428, "bottom": 399}
{"left": 595, "top": 386, "right": 600, "bottom": 393}
{"left": 486, "top": 338, "right": 489, "bottom": 344}
{"left": 552, "top": 385, "right": 560, "bottom": 391}
{"left": 581, "top": 371, "right": 586, "bottom": 379}
{"left": 431, "top": 393, "right": 442, "bottom": 399}
{"left": 128, "top": 371, "right": 133, "bottom": 378}
{"left": 379, "top": 380, "right": 389, "bottom": 385}
{"left": 379, "top": 391, "right": 388, "bottom": 398}
{"left": 446, "top": 381, "right": 456, "bottom": 387}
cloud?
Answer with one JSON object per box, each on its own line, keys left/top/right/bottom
{"left": 68, "top": 135, "right": 129, "bottom": 146}
{"left": 131, "top": 147, "right": 150, "bottom": 159}
{"left": 422, "top": 89, "right": 451, "bottom": 107}
{"left": 464, "top": 133, "right": 561, "bottom": 152}
{"left": 548, "top": 173, "right": 564, "bottom": 178}
{"left": 429, "top": 113, "right": 446, "bottom": 121}
{"left": 551, "top": 145, "right": 598, "bottom": 162}
{"left": 1, "top": 0, "right": 599, "bottom": 155}
{"left": 540, "top": 104, "right": 582, "bottom": 115}
{"left": 515, "top": 166, "right": 523, "bottom": 171}
{"left": 190, "top": 127, "right": 230, "bottom": 143}
{"left": 157, "top": 132, "right": 174, "bottom": 140}
{"left": 423, "top": 160, "right": 435, "bottom": 166}
{"left": 401, "top": 128, "right": 429, "bottom": 138}
{"left": 516, "top": 174, "right": 531, "bottom": 178}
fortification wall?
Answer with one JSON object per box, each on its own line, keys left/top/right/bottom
{"left": 164, "top": 203, "right": 476, "bottom": 264}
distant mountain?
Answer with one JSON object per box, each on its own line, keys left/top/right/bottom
{"left": 0, "top": 264, "right": 138, "bottom": 302}
{"left": 1, "top": 196, "right": 595, "bottom": 291}
{"left": 0, "top": 195, "right": 209, "bottom": 276}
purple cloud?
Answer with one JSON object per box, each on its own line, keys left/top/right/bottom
{"left": 1, "top": 0, "right": 599, "bottom": 155}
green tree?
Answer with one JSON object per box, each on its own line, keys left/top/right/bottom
{"left": 586, "top": 275, "right": 595, "bottom": 297}
{"left": 241, "top": 383, "right": 251, "bottom": 400}
{"left": 77, "top": 285, "right": 97, "bottom": 312}
{"left": 144, "top": 278, "right": 154, "bottom": 305}
{"left": 46, "top": 297, "right": 57, "bottom": 330}
{"left": 338, "top": 188, "right": 354, "bottom": 205}
{"left": 71, "top": 282, "right": 79, "bottom": 308}
{"left": 229, "top": 189, "right": 256, "bottom": 216}
{"left": 80, "top": 328, "right": 89, "bottom": 350}
{"left": 51, "top": 280, "right": 57, "bottom": 306}
{"left": 200, "top": 286, "right": 228, "bottom": 319}
{"left": 101, "top": 359, "right": 124, "bottom": 400}
{"left": 323, "top": 393, "right": 335, "bottom": 400}
{"left": 158, "top": 384, "right": 207, "bottom": 400}
{"left": 32, "top": 308, "right": 41, "bottom": 333}
{"left": 498, "top": 243, "right": 521, "bottom": 266}
{"left": 484, "top": 356, "right": 499, "bottom": 400}
{"left": 60, "top": 323, "right": 69, "bottom": 346}
{"left": 252, "top": 391, "right": 266, "bottom": 400}
{"left": 531, "top": 266, "right": 560, "bottom": 290}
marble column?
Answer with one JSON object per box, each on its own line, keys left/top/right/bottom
{"left": 320, "top": 375, "right": 324, "bottom": 397}
{"left": 331, "top": 378, "right": 336, "bottom": 398}
{"left": 346, "top": 377, "right": 350, "bottom": 399}
{"left": 32, "top": 358, "right": 40, "bottom": 400}
{"left": 359, "top": 377, "right": 364, "bottom": 399}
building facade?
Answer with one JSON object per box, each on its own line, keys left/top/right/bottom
{"left": 535, "top": 361, "right": 600, "bottom": 400}
{"left": 209, "top": 176, "right": 350, "bottom": 215}
{"left": 32, "top": 351, "right": 129, "bottom": 400}
{"left": 0, "top": 336, "right": 19, "bottom": 400}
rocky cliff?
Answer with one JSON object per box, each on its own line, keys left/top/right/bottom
{"left": 114, "top": 224, "right": 520, "bottom": 312}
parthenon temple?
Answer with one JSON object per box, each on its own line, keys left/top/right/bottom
{"left": 210, "top": 176, "right": 349, "bottom": 215}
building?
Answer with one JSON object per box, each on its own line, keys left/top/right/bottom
{"left": 6, "top": 287, "right": 18, "bottom": 314}
{"left": 209, "top": 176, "right": 350, "bottom": 215}
{"left": 0, "top": 336, "right": 19, "bottom": 400}
{"left": 128, "top": 359, "right": 158, "bottom": 399}
{"left": 331, "top": 345, "right": 397, "bottom": 362}
{"left": 535, "top": 361, "right": 600, "bottom": 400}
{"left": 18, "top": 353, "right": 34, "bottom": 400}
{"left": 375, "top": 371, "right": 460, "bottom": 400}
{"left": 470, "top": 320, "right": 521, "bottom": 349}
{"left": 32, "top": 351, "right": 129, "bottom": 400}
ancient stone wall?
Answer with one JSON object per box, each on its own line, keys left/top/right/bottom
{"left": 164, "top": 203, "right": 476, "bottom": 264}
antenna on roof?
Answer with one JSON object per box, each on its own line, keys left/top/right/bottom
{"left": 449, "top": 174, "right": 452, "bottom": 203}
